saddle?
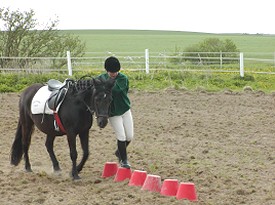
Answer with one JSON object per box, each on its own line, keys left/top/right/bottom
{"left": 47, "top": 79, "right": 73, "bottom": 111}
{"left": 47, "top": 79, "right": 66, "bottom": 91}
{"left": 44, "top": 79, "right": 74, "bottom": 133}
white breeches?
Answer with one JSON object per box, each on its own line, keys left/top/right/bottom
{"left": 109, "top": 109, "right": 134, "bottom": 141}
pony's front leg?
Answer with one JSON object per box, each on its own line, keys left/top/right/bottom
{"left": 77, "top": 130, "right": 90, "bottom": 173}
{"left": 45, "top": 135, "right": 61, "bottom": 172}
{"left": 67, "top": 134, "right": 80, "bottom": 180}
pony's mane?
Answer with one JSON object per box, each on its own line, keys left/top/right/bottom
{"left": 75, "top": 79, "right": 94, "bottom": 90}
{"left": 72, "top": 75, "right": 96, "bottom": 91}
{"left": 70, "top": 75, "right": 112, "bottom": 93}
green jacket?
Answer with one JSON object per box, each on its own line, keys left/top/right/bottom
{"left": 98, "top": 72, "right": 131, "bottom": 117}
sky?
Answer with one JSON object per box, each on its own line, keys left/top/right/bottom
{"left": 1, "top": 0, "right": 275, "bottom": 34}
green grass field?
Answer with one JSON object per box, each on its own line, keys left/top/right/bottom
{"left": 2, "top": 30, "right": 275, "bottom": 93}
{"left": 60, "top": 30, "right": 275, "bottom": 74}
{"left": 63, "top": 29, "right": 275, "bottom": 53}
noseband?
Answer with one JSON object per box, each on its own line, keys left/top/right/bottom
{"left": 95, "top": 114, "right": 109, "bottom": 119}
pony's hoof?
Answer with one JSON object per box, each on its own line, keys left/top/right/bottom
{"left": 73, "top": 175, "right": 81, "bottom": 180}
{"left": 53, "top": 167, "right": 61, "bottom": 172}
{"left": 71, "top": 172, "right": 81, "bottom": 180}
{"left": 53, "top": 169, "right": 62, "bottom": 176}
{"left": 25, "top": 168, "right": 33, "bottom": 172}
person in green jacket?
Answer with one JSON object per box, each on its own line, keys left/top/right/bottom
{"left": 98, "top": 56, "right": 133, "bottom": 169}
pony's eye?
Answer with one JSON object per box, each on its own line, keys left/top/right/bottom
{"left": 103, "top": 93, "right": 106, "bottom": 98}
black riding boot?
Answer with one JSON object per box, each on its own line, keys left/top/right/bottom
{"left": 116, "top": 140, "right": 131, "bottom": 169}
{"left": 115, "top": 141, "right": 130, "bottom": 162}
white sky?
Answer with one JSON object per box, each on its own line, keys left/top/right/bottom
{"left": 2, "top": 0, "right": 275, "bottom": 34}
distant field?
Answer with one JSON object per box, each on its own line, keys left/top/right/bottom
{"left": 63, "top": 30, "right": 275, "bottom": 53}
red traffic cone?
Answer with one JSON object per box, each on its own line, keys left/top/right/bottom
{"left": 176, "top": 182, "right": 198, "bottom": 201}
{"left": 114, "top": 167, "right": 132, "bottom": 182}
{"left": 160, "top": 179, "right": 179, "bottom": 197}
{"left": 101, "top": 162, "right": 118, "bottom": 178}
{"left": 128, "top": 170, "right": 147, "bottom": 187}
{"left": 141, "top": 174, "right": 162, "bottom": 193}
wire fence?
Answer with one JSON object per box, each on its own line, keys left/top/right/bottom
{"left": 1, "top": 51, "right": 275, "bottom": 76}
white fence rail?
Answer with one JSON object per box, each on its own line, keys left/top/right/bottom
{"left": 1, "top": 50, "right": 275, "bottom": 76}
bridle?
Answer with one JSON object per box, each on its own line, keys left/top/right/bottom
{"left": 83, "top": 100, "right": 94, "bottom": 115}
{"left": 91, "top": 88, "right": 111, "bottom": 119}
{"left": 73, "top": 76, "right": 112, "bottom": 119}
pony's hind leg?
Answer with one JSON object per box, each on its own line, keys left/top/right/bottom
{"left": 21, "top": 118, "right": 34, "bottom": 172}
{"left": 76, "top": 130, "right": 90, "bottom": 173}
{"left": 12, "top": 83, "right": 42, "bottom": 172}
{"left": 11, "top": 121, "right": 24, "bottom": 166}
{"left": 45, "top": 135, "right": 61, "bottom": 171}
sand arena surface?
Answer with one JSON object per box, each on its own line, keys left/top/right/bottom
{"left": 0, "top": 90, "right": 274, "bottom": 205}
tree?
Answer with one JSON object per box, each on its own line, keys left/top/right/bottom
{"left": 175, "top": 38, "right": 240, "bottom": 65}
{"left": 0, "top": 7, "right": 86, "bottom": 68}
{"left": 185, "top": 38, "right": 239, "bottom": 53}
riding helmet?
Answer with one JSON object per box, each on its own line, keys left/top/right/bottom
{"left": 104, "top": 56, "right": 121, "bottom": 72}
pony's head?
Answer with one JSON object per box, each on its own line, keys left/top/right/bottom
{"left": 92, "top": 78, "right": 115, "bottom": 128}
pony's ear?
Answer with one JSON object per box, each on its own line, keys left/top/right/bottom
{"left": 93, "top": 78, "right": 102, "bottom": 86}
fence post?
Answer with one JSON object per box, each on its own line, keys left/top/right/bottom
{"left": 240, "top": 52, "right": 244, "bottom": 77}
{"left": 145, "top": 48, "right": 149, "bottom": 74}
{"left": 220, "top": 51, "right": 222, "bottom": 69}
{"left": 67, "top": 51, "right": 72, "bottom": 76}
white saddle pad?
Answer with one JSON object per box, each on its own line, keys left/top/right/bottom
{"left": 31, "top": 86, "right": 53, "bottom": 115}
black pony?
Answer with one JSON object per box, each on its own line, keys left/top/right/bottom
{"left": 11, "top": 77, "right": 114, "bottom": 180}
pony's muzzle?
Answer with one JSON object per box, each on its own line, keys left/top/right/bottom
{"left": 97, "top": 117, "right": 108, "bottom": 128}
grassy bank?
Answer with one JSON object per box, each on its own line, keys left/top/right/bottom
{"left": 1, "top": 71, "right": 275, "bottom": 93}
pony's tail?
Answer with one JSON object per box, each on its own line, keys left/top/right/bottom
{"left": 11, "top": 121, "right": 23, "bottom": 166}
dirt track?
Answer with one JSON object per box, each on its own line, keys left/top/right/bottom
{"left": 0, "top": 90, "right": 274, "bottom": 205}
